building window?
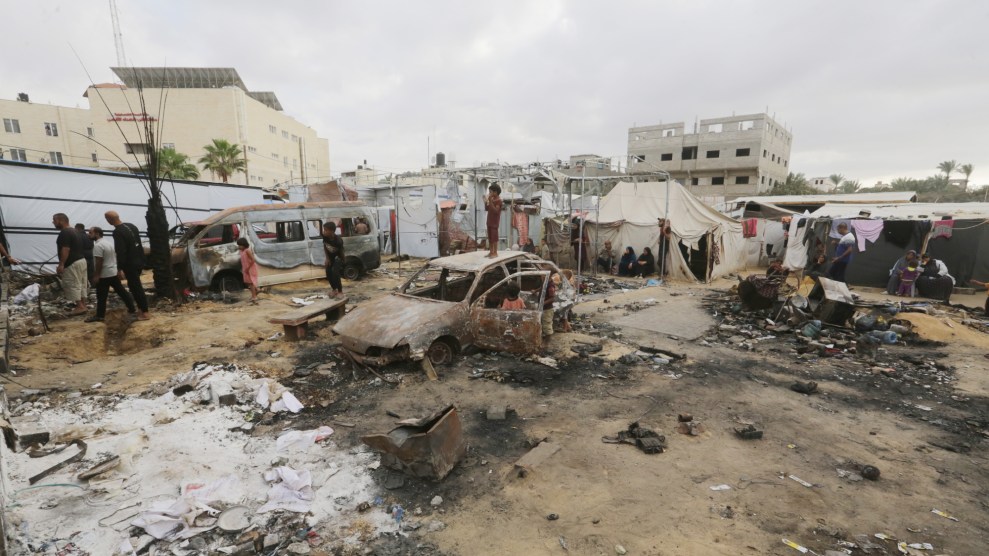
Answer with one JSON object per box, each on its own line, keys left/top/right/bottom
{"left": 660, "top": 153, "right": 673, "bottom": 161}
{"left": 9, "top": 148, "right": 27, "bottom": 161}
{"left": 708, "top": 123, "right": 723, "bottom": 133}
{"left": 293, "top": 159, "right": 298, "bottom": 168}
{"left": 48, "top": 151, "right": 64, "bottom": 165}
{"left": 735, "top": 176, "right": 750, "bottom": 185}
{"left": 282, "top": 131, "right": 289, "bottom": 139}
{"left": 125, "top": 143, "right": 151, "bottom": 155}
{"left": 681, "top": 147, "right": 697, "bottom": 160}
{"left": 632, "top": 155, "right": 645, "bottom": 162}
{"left": 91, "top": 153, "right": 98, "bottom": 162}
{"left": 283, "top": 156, "right": 288, "bottom": 167}
{"left": 269, "top": 125, "right": 277, "bottom": 134}
{"left": 87, "top": 127, "right": 95, "bottom": 137}
{"left": 247, "top": 146, "right": 257, "bottom": 153}
{"left": 784, "top": 160, "right": 788, "bottom": 167}
{"left": 690, "top": 178, "right": 699, "bottom": 186}
{"left": 162, "top": 142, "right": 175, "bottom": 150}
{"left": 712, "top": 177, "right": 725, "bottom": 185}
{"left": 761, "top": 176, "right": 766, "bottom": 184}
{"left": 271, "top": 152, "right": 279, "bottom": 160}
{"left": 706, "top": 150, "right": 720, "bottom": 159}
{"left": 771, "top": 154, "right": 776, "bottom": 162}
{"left": 663, "top": 129, "right": 675, "bottom": 137}
{"left": 291, "top": 134, "right": 298, "bottom": 142}
{"left": 735, "top": 148, "right": 750, "bottom": 157}
{"left": 763, "top": 149, "right": 767, "bottom": 158}
{"left": 3, "top": 118, "right": 21, "bottom": 133}
{"left": 44, "top": 122, "right": 59, "bottom": 136}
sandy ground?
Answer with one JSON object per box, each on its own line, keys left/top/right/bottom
{"left": 3, "top": 264, "right": 988, "bottom": 555}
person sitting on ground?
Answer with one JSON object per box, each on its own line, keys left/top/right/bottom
{"left": 500, "top": 283, "right": 526, "bottom": 310}
{"left": 596, "top": 240, "right": 616, "bottom": 274}
{"left": 916, "top": 253, "right": 954, "bottom": 302}
{"left": 237, "top": 238, "right": 259, "bottom": 304}
{"left": 521, "top": 237, "right": 536, "bottom": 253}
{"left": 886, "top": 250, "right": 918, "bottom": 295}
{"left": 85, "top": 226, "right": 136, "bottom": 323}
{"left": 617, "top": 246, "right": 636, "bottom": 277}
{"left": 632, "top": 247, "right": 656, "bottom": 277}
{"left": 968, "top": 277, "right": 989, "bottom": 315}
{"left": 897, "top": 263, "right": 920, "bottom": 297}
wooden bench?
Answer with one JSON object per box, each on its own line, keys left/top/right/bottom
{"left": 269, "top": 297, "right": 347, "bottom": 341}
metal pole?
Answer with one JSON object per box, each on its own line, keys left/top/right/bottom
{"left": 576, "top": 164, "right": 585, "bottom": 291}
{"left": 661, "top": 173, "right": 670, "bottom": 282}
{"left": 594, "top": 177, "right": 601, "bottom": 276}
{"left": 392, "top": 175, "right": 401, "bottom": 274}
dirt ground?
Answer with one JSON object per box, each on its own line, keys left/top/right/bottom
{"left": 3, "top": 264, "right": 988, "bottom": 555}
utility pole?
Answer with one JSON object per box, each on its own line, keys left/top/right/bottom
{"left": 297, "top": 137, "right": 306, "bottom": 184}
{"left": 109, "top": 0, "right": 127, "bottom": 67}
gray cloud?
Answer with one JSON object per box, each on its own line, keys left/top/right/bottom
{"left": 7, "top": 0, "right": 987, "bottom": 186}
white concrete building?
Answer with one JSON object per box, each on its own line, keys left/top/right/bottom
{"left": 808, "top": 176, "right": 837, "bottom": 192}
{"left": 0, "top": 67, "right": 329, "bottom": 188}
{"left": 627, "top": 113, "right": 792, "bottom": 198}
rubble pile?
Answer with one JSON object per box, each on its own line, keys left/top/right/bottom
{"left": 0, "top": 363, "right": 444, "bottom": 555}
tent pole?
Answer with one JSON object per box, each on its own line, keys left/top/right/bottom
{"left": 661, "top": 173, "right": 670, "bottom": 283}
{"left": 576, "top": 164, "right": 586, "bottom": 294}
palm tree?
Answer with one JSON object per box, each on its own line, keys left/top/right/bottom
{"left": 959, "top": 163, "right": 974, "bottom": 189}
{"left": 838, "top": 179, "right": 861, "bottom": 193}
{"left": 198, "top": 139, "right": 246, "bottom": 183}
{"left": 937, "top": 160, "right": 958, "bottom": 182}
{"left": 827, "top": 173, "right": 845, "bottom": 192}
{"left": 147, "top": 147, "right": 200, "bottom": 180}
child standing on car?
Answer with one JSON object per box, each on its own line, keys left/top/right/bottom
{"left": 237, "top": 238, "right": 259, "bottom": 304}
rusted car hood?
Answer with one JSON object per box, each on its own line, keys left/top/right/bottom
{"left": 333, "top": 294, "right": 459, "bottom": 349}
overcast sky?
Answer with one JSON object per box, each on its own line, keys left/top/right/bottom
{"left": 7, "top": 0, "right": 987, "bottom": 186}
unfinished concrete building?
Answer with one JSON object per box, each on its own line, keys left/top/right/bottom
{"left": 627, "top": 113, "right": 792, "bottom": 198}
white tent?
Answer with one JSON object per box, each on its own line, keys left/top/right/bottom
{"left": 585, "top": 181, "right": 745, "bottom": 281}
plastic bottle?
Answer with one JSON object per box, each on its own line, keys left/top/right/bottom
{"left": 868, "top": 330, "right": 898, "bottom": 344}
{"left": 802, "top": 320, "right": 822, "bottom": 338}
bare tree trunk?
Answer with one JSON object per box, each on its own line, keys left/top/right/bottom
{"left": 145, "top": 193, "right": 175, "bottom": 300}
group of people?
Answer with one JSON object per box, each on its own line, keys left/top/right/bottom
{"left": 886, "top": 250, "right": 956, "bottom": 302}
{"left": 594, "top": 241, "right": 659, "bottom": 278}
{"left": 48, "top": 211, "right": 151, "bottom": 322}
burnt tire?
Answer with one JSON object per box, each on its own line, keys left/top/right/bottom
{"left": 342, "top": 261, "right": 362, "bottom": 281}
{"left": 212, "top": 273, "right": 244, "bottom": 293}
{"left": 426, "top": 339, "right": 455, "bottom": 366}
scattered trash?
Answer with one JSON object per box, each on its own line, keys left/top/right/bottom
{"left": 709, "top": 484, "right": 732, "bottom": 491}
{"left": 275, "top": 426, "right": 335, "bottom": 452}
{"left": 602, "top": 422, "right": 666, "bottom": 454}
{"left": 861, "top": 465, "right": 881, "bottom": 481}
{"left": 77, "top": 454, "right": 120, "bottom": 481}
{"left": 361, "top": 405, "right": 466, "bottom": 480}
{"left": 29, "top": 439, "right": 86, "bottom": 485}
{"left": 258, "top": 466, "right": 314, "bottom": 513}
{"left": 615, "top": 544, "right": 628, "bottom": 555}
{"left": 430, "top": 495, "right": 443, "bottom": 507}
{"left": 13, "top": 283, "right": 40, "bottom": 305}
{"left": 676, "top": 420, "right": 706, "bottom": 436}
{"left": 546, "top": 513, "right": 559, "bottom": 521}
{"left": 217, "top": 505, "right": 251, "bottom": 532}
{"left": 734, "top": 425, "right": 764, "bottom": 440}
{"left": 788, "top": 475, "right": 814, "bottom": 488}
{"left": 790, "top": 381, "right": 818, "bottom": 395}
{"left": 931, "top": 508, "right": 959, "bottom": 522}
{"left": 781, "top": 538, "right": 809, "bottom": 553}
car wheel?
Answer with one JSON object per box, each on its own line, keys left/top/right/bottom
{"left": 343, "top": 262, "right": 361, "bottom": 281}
{"left": 426, "top": 339, "right": 455, "bottom": 366}
{"left": 214, "top": 274, "right": 243, "bottom": 293}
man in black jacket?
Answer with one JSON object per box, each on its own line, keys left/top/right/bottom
{"left": 104, "top": 210, "right": 150, "bottom": 320}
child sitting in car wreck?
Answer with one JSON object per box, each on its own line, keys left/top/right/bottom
{"left": 500, "top": 283, "right": 526, "bottom": 310}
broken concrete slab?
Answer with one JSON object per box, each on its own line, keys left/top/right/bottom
{"left": 211, "top": 382, "right": 237, "bottom": 406}
{"left": 514, "top": 441, "right": 561, "bottom": 474}
{"left": 486, "top": 405, "right": 507, "bottom": 421}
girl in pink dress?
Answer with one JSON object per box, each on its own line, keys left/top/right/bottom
{"left": 237, "top": 238, "right": 259, "bottom": 303}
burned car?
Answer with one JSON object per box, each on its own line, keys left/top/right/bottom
{"left": 333, "top": 251, "right": 575, "bottom": 366}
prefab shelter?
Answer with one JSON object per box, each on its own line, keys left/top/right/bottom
{"left": 585, "top": 181, "right": 745, "bottom": 282}
{"left": 735, "top": 200, "right": 797, "bottom": 268}
{"left": 804, "top": 202, "right": 989, "bottom": 287}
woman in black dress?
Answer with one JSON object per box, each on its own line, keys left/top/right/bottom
{"left": 915, "top": 253, "right": 954, "bottom": 302}
{"left": 632, "top": 247, "right": 656, "bottom": 277}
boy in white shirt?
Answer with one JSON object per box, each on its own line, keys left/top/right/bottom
{"left": 86, "top": 226, "right": 136, "bottom": 322}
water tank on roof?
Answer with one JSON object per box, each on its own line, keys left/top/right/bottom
{"left": 435, "top": 152, "right": 446, "bottom": 167}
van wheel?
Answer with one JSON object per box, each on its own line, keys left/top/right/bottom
{"left": 426, "top": 339, "right": 455, "bottom": 366}
{"left": 343, "top": 261, "right": 362, "bottom": 281}
{"left": 213, "top": 274, "right": 243, "bottom": 293}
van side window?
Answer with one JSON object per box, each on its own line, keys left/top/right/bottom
{"left": 255, "top": 221, "right": 305, "bottom": 243}
{"left": 307, "top": 220, "right": 322, "bottom": 239}
{"left": 195, "top": 224, "right": 238, "bottom": 248}
{"left": 339, "top": 218, "right": 355, "bottom": 237}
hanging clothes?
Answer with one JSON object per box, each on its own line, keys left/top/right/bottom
{"left": 743, "top": 219, "right": 758, "bottom": 238}
{"left": 931, "top": 219, "right": 954, "bottom": 239}
{"left": 511, "top": 208, "right": 529, "bottom": 244}
{"left": 783, "top": 216, "right": 809, "bottom": 271}
{"left": 851, "top": 220, "right": 884, "bottom": 252}
{"left": 829, "top": 219, "right": 851, "bottom": 239}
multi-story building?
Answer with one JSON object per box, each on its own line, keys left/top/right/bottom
{"left": 0, "top": 67, "right": 329, "bottom": 188}
{"left": 627, "top": 113, "right": 792, "bottom": 198}
{"left": 808, "top": 176, "right": 837, "bottom": 192}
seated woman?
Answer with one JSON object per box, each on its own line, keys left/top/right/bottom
{"left": 916, "top": 253, "right": 954, "bottom": 302}
{"left": 617, "top": 247, "right": 637, "bottom": 276}
{"left": 886, "top": 250, "right": 918, "bottom": 294}
{"left": 632, "top": 247, "right": 656, "bottom": 277}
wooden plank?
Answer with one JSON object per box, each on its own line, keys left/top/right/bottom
{"left": 269, "top": 297, "right": 347, "bottom": 326}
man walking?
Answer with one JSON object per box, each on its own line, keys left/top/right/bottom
{"left": 85, "top": 226, "right": 135, "bottom": 322}
{"left": 75, "top": 222, "right": 95, "bottom": 283}
{"left": 104, "top": 211, "right": 150, "bottom": 320}
{"left": 53, "top": 213, "right": 88, "bottom": 315}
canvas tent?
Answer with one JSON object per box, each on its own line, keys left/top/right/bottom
{"left": 802, "top": 202, "right": 989, "bottom": 287}
{"left": 584, "top": 181, "right": 745, "bottom": 282}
